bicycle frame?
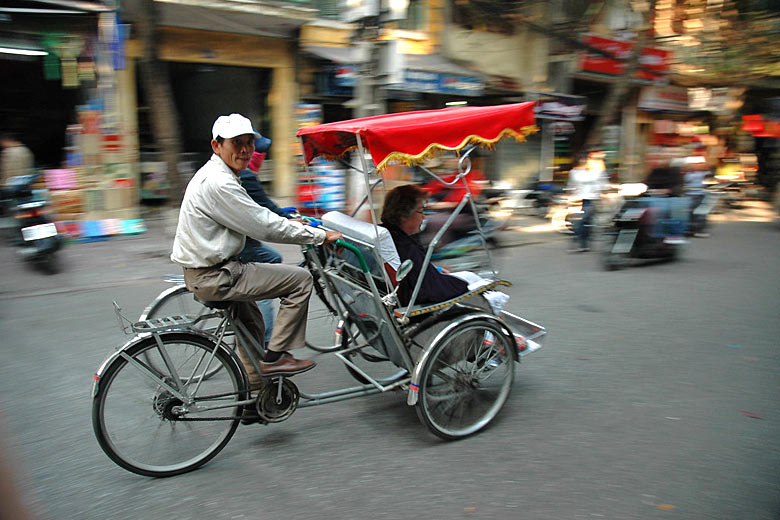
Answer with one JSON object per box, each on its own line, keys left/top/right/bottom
{"left": 96, "top": 301, "right": 413, "bottom": 420}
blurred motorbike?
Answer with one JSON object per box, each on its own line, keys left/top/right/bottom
{"left": 493, "top": 180, "right": 563, "bottom": 219}
{"left": 418, "top": 197, "right": 511, "bottom": 274}
{"left": 2, "top": 173, "right": 63, "bottom": 273}
{"left": 601, "top": 185, "right": 689, "bottom": 271}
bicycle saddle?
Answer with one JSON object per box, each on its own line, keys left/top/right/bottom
{"left": 193, "top": 296, "right": 233, "bottom": 310}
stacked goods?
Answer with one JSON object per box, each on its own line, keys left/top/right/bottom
{"left": 44, "top": 103, "right": 143, "bottom": 240}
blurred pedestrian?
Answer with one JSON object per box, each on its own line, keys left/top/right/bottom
{"left": 567, "top": 151, "right": 608, "bottom": 252}
{"left": 0, "top": 133, "right": 34, "bottom": 186}
{"left": 682, "top": 154, "right": 711, "bottom": 238}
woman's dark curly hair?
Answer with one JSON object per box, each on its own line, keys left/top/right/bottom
{"left": 381, "top": 184, "right": 428, "bottom": 227}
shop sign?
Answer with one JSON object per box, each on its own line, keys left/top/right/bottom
{"left": 399, "top": 70, "right": 484, "bottom": 96}
{"left": 579, "top": 35, "right": 670, "bottom": 84}
{"left": 638, "top": 86, "right": 690, "bottom": 112}
{"left": 549, "top": 121, "right": 576, "bottom": 135}
{"left": 533, "top": 93, "right": 587, "bottom": 121}
{"left": 333, "top": 65, "right": 358, "bottom": 87}
{"left": 742, "top": 114, "right": 780, "bottom": 138}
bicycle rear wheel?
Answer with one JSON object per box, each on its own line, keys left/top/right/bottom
{"left": 140, "top": 285, "right": 234, "bottom": 378}
{"left": 416, "top": 320, "right": 514, "bottom": 440}
{"left": 92, "top": 332, "right": 245, "bottom": 477}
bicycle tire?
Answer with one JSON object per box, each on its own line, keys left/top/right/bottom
{"left": 140, "top": 285, "right": 235, "bottom": 378}
{"left": 416, "top": 320, "right": 514, "bottom": 440}
{"left": 92, "top": 332, "right": 245, "bottom": 477}
{"left": 304, "top": 270, "right": 346, "bottom": 353}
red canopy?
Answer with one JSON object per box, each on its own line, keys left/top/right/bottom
{"left": 297, "top": 102, "right": 537, "bottom": 171}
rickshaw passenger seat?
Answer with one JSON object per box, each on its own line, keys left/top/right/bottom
{"left": 321, "top": 211, "right": 401, "bottom": 287}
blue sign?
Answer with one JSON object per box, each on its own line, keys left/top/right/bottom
{"left": 401, "top": 70, "right": 484, "bottom": 97}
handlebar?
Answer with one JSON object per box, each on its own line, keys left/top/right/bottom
{"left": 302, "top": 216, "right": 322, "bottom": 228}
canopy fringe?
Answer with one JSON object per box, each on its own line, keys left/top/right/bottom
{"left": 375, "top": 125, "right": 538, "bottom": 172}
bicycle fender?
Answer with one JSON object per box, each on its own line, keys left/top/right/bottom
{"left": 407, "top": 312, "right": 514, "bottom": 406}
{"left": 138, "top": 283, "right": 187, "bottom": 321}
{"left": 91, "top": 329, "right": 238, "bottom": 399}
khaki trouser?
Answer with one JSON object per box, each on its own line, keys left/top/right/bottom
{"left": 183, "top": 260, "right": 313, "bottom": 384}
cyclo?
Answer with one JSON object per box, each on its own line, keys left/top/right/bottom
{"left": 91, "top": 102, "right": 548, "bottom": 477}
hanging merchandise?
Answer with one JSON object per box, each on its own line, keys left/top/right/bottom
{"left": 77, "top": 38, "right": 97, "bottom": 82}
{"left": 42, "top": 33, "right": 63, "bottom": 80}
{"left": 58, "top": 36, "right": 85, "bottom": 88}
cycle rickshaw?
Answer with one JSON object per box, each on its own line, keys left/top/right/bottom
{"left": 91, "top": 102, "right": 548, "bottom": 477}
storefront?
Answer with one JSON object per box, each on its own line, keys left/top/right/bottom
{"left": 0, "top": 2, "right": 143, "bottom": 231}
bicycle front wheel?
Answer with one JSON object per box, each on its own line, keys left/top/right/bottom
{"left": 92, "top": 332, "right": 245, "bottom": 477}
{"left": 416, "top": 320, "right": 514, "bottom": 440}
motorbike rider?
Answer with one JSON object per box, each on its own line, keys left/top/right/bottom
{"left": 643, "top": 160, "right": 688, "bottom": 241}
{"left": 0, "top": 133, "right": 34, "bottom": 187}
{"left": 171, "top": 113, "right": 342, "bottom": 387}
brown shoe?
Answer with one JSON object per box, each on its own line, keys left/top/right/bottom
{"left": 260, "top": 353, "right": 316, "bottom": 376}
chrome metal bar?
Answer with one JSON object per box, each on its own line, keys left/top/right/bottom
{"left": 187, "top": 317, "right": 229, "bottom": 396}
{"left": 404, "top": 194, "right": 471, "bottom": 320}
{"left": 298, "top": 385, "right": 386, "bottom": 407}
{"left": 349, "top": 177, "right": 384, "bottom": 218}
{"left": 119, "top": 350, "right": 190, "bottom": 403}
{"left": 187, "top": 397, "right": 255, "bottom": 414}
{"left": 154, "top": 333, "right": 188, "bottom": 395}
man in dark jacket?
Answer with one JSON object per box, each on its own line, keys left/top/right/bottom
{"left": 237, "top": 135, "right": 292, "bottom": 344}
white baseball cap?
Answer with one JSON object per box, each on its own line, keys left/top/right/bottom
{"left": 211, "top": 113, "right": 261, "bottom": 140}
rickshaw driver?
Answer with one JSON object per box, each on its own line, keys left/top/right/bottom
{"left": 171, "top": 113, "right": 342, "bottom": 385}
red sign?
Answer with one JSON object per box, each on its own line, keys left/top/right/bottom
{"left": 579, "top": 35, "right": 670, "bottom": 83}
{"left": 742, "top": 115, "right": 780, "bottom": 138}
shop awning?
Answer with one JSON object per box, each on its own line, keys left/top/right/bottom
{"left": 302, "top": 45, "right": 365, "bottom": 64}
{"left": 0, "top": 0, "right": 111, "bottom": 14}
{"left": 132, "top": 0, "right": 318, "bottom": 39}
{"left": 303, "top": 46, "right": 485, "bottom": 97}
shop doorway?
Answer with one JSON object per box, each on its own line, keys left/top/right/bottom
{"left": 136, "top": 61, "right": 271, "bottom": 199}
{"left": 0, "top": 56, "right": 82, "bottom": 168}
{"left": 137, "top": 62, "right": 271, "bottom": 164}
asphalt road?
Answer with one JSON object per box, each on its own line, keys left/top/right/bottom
{"left": 0, "top": 212, "right": 778, "bottom": 520}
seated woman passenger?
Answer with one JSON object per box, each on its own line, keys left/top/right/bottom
{"left": 381, "top": 184, "right": 469, "bottom": 306}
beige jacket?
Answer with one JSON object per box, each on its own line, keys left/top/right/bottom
{"left": 171, "top": 154, "right": 325, "bottom": 268}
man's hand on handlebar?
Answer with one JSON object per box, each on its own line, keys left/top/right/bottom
{"left": 323, "top": 230, "right": 342, "bottom": 244}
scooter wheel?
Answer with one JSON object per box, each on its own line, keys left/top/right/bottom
{"left": 40, "top": 253, "right": 60, "bottom": 275}
{"left": 601, "top": 239, "right": 628, "bottom": 271}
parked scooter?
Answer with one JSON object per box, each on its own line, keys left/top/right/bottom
{"left": 3, "top": 173, "right": 63, "bottom": 273}
{"left": 601, "top": 186, "right": 689, "bottom": 271}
